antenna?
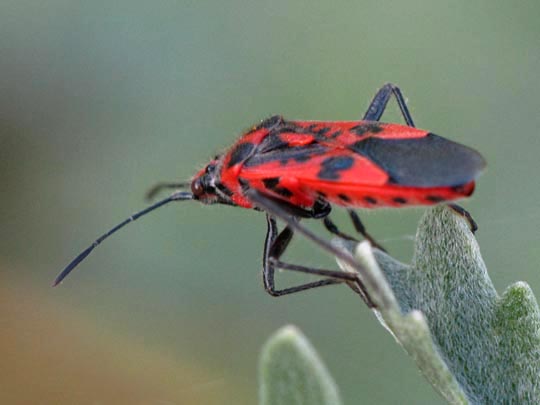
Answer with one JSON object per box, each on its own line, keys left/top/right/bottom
{"left": 145, "top": 182, "right": 191, "bottom": 201}
{"left": 53, "top": 191, "right": 193, "bottom": 286}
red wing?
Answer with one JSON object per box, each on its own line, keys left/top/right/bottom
{"left": 229, "top": 117, "right": 483, "bottom": 209}
{"left": 238, "top": 145, "right": 390, "bottom": 208}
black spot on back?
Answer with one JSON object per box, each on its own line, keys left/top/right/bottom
{"left": 287, "top": 148, "right": 315, "bottom": 163}
{"left": 350, "top": 123, "right": 383, "bottom": 136}
{"left": 244, "top": 144, "right": 328, "bottom": 168}
{"left": 227, "top": 142, "right": 256, "bottom": 168}
{"left": 262, "top": 177, "right": 293, "bottom": 198}
{"left": 258, "top": 122, "right": 317, "bottom": 155}
{"left": 262, "top": 177, "right": 279, "bottom": 189}
{"left": 317, "top": 156, "right": 354, "bottom": 180}
{"left": 451, "top": 184, "right": 474, "bottom": 195}
{"left": 258, "top": 133, "right": 288, "bottom": 153}
{"left": 426, "top": 195, "right": 445, "bottom": 203}
{"left": 393, "top": 197, "right": 407, "bottom": 204}
{"left": 349, "top": 133, "right": 485, "bottom": 187}
{"left": 338, "top": 193, "right": 351, "bottom": 202}
{"left": 277, "top": 126, "right": 303, "bottom": 135}
{"left": 329, "top": 130, "right": 342, "bottom": 139}
{"left": 315, "top": 127, "right": 331, "bottom": 137}
{"left": 364, "top": 196, "right": 377, "bottom": 204}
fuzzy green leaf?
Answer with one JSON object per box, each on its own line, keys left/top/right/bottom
{"left": 259, "top": 325, "right": 342, "bottom": 405}
{"left": 335, "top": 205, "right": 540, "bottom": 404}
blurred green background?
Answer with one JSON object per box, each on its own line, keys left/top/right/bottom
{"left": 2, "top": 1, "right": 539, "bottom": 403}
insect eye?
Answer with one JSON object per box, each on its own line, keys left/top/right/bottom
{"left": 191, "top": 178, "right": 205, "bottom": 197}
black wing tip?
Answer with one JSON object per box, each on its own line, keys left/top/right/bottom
{"left": 359, "top": 133, "right": 487, "bottom": 187}
{"left": 475, "top": 151, "right": 487, "bottom": 174}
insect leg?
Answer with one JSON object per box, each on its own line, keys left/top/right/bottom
{"left": 447, "top": 203, "right": 478, "bottom": 233}
{"left": 322, "top": 217, "right": 358, "bottom": 241}
{"left": 264, "top": 217, "right": 375, "bottom": 306}
{"left": 263, "top": 215, "right": 346, "bottom": 296}
{"left": 249, "top": 189, "right": 375, "bottom": 306}
{"left": 363, "top": 83, "right": 415, "bottom": 127}
{"left": 347, "top": 211, "right": 387, "bottom": 252}
{"left": 324, "top": 214, "right": 386, "bottom": 252}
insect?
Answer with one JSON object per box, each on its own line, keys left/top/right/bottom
{"left": 54, "top": 83, "right": 485, "bottom": 307}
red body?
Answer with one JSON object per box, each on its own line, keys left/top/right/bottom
{"left": 54, "top": 85, "right": 486, "bottom": 290}
{"left": 196, "top": 116, "right": 484, "bottom": 212}
{"left": 54, "top": 113, "right": 486, "bottom": 288}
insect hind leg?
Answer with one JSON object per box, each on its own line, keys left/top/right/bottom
{"left": 363, "top": 83, "right": 415, "bottom": 127}
{"left": 346, "top": 210, "right": 387, "bottom": 252}
{"left": 322, "top": 217, "right": 358, "bottom": 242}
{"left": 323, "top": 214, "right": 386, "bottom": 252}
{"left": 447, "top": 203, "right": 478, "bottom": 233}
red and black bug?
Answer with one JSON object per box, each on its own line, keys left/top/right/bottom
{"left": 54, "top": 83, "right": 485, "bottom": 307}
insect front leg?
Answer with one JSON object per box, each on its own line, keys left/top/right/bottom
{"left": 247, "top": 189, "right": 375, "bottom": 307}
{"left": 263, "top": 215, "right": 346, "bottom": 297}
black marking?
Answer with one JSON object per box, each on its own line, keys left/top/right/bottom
{"left": 315, "top": 127, "right": 331, "bottom": 137}
{"left": 258, "top": 133, "right": 289, "bottom": 154}
{"left": 262, "top": 177, "right": 293, "bottom": 198}
{"left": 338, "top": 193, "right": 351, "bottom": 203}
{"left": 273, "top": 187, "right": 293, "bottom": 198}
{"left": 451, "top": 184, "right": 474, "bottom": 195}
{"left": 349, "top": 133, "right": 486, "bottom": 187}
{"left": 350, "top": 123, "right": 383, "bottom": 136}
{"left": 393, "top": 197, "right": 407, "bottom": 204}
{"left": 262, "top": 177, "right": 280, "bottom": 189}
{"left": 317, "top": 156, "right": 354, "bottom": 180}
{"left": 259, "top": 125, "right": 316, "bottom": 155}
{"left": 256, "top": 115, "right": 284, "bottom": 130}
{"left": 216, "top": 183, "right": 234, "bottom": 197}
{"left": 426, "top": 195, "right": 445, "bottom": 203}
{"left": 228, "top": 142, "right": 256, "bottom": 168}
{"left": 277, "top": 126, "right": 303, "bottom": 135}
{"left": 286, "top": 149, "right": 314, "bottom": 164}
{"left": 329, "top": 130, "right": 342, "bottom": 139}
{"left": 364, "top": 196, "right": 377, "bottom": 205}
{"left": 244, "top": 144, "right": 328, "bottom": 168}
